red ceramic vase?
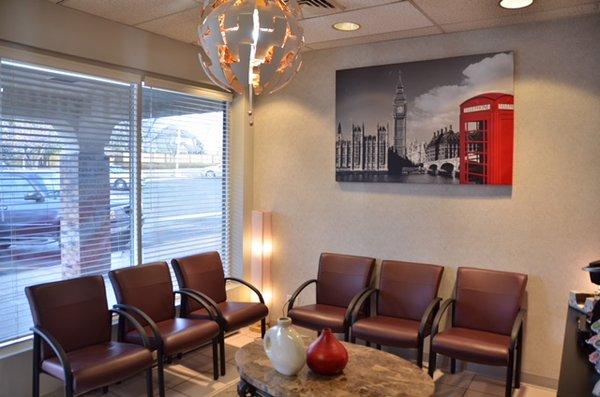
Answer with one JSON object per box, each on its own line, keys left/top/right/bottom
{"left": 306, "top": 328, "right": 349, "bottom": 375}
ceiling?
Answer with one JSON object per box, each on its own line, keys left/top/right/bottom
{"left": 48, "top": 0, "right": 600, "bottom": 50}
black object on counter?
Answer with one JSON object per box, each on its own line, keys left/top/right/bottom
{"left": 558, "top": 307, "right": 600, "bottom": 396}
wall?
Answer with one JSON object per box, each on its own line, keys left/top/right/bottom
{"left": 0, "top": 0, "right": 208, "bottom": 85}
{"left": 253, "top": 14, "right": 600, "bottom": 385}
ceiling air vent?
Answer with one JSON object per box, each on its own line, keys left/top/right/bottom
{"left": 298, "top": 0, "right": 336, "bottom": 8}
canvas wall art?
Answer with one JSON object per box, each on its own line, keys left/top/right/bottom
{"left": 335, "top": 52, "right": 514, "bottom": 185}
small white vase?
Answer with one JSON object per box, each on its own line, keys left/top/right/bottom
{"left": 263, "top": 317, "right": 306, "bottom": 376}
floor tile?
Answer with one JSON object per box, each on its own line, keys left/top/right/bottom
{"left": 513, "top": 384, "right": 557, "bottom": 397}
{"left": 437, "top": 370, "right": 476, "bottom": 388}
{"left": 464, "top": 390, "right": 496, "bottom": 397}
{"left": 468, "top": 375, "right": 506, "bottom": 396}
{"left": 434, "top": 382, "right": 467, "bottom": 396}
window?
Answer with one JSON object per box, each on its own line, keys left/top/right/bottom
{"left": 141, "top": 87, "right": 230, "bottom": 274}
{"left": 0, "top": 59, "right": 231, "bottom": 344}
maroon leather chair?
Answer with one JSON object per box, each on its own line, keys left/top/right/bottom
{"left": 428, "top": 267, "right": 527, "bottom": 397}
{"left": 350, "top": 260, "right": 444, "bottom": 367}
{"left": 171, "top": 251, "right": 268, "bottom": 375}
{"left": 287, "top": 253, "right": 376, "bottom": 341}
{"left": 25, "top": 276, "right": 154, "bottom": 397}
{"left": 109, "top": 262, "right": 221, "bottom": 397}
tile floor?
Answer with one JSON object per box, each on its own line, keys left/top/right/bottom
{"left": 64, "top": 328, "right": 556, "bottom": 397}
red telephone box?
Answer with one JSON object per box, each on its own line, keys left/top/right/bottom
{"left": 459, "top": 93, "right": 514, "bottom": 185}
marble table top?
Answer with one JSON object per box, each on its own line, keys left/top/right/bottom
{"left": 234, "top": 337, "right": 434, "bottom": 397}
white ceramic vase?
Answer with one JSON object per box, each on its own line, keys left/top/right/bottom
{"left": 263, "top": 317, "right": 306, "bottom": 376}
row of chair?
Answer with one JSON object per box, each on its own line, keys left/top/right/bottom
{"left": 287, "top": 253, "right": 528, "bottom": 397}
{"left": 26, "top": 251, "right": 268, "bottom": 397}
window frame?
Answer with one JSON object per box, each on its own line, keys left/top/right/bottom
{"left": 0, "top": 49, "right": 235, "bottom": 347}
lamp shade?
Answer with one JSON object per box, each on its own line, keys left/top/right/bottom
{"left": 198, "top": 0, "right": 304, "bottom": 96}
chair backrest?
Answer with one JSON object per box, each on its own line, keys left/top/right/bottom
{"left": 377, "top": 260, "right": 444, "bottom": 321}
{"left": 171, "top": 252, "right": 227, "bottom": 313}
{"left": 316, "top": 253, "right": 375, "bottom": 308}
{"left": 109, "top": 262, "right": 175, "bottom": 330}
{"left": 25, "top": 276, "right": 111, "bottom": 360}
{"left": 454, "top": 267, "right": 527, "bottom": 335}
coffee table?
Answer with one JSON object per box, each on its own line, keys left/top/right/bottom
{"left": 234, "top": 337, "right": 434, "bottom": 397}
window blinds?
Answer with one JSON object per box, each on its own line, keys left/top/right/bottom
{"left": 0, "top": 59, "right": 231, "bottom": 344}
{"left": 140, "top": 86, "right": 231, "bottom": 276}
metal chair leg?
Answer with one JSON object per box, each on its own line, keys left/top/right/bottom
{"left": 146, "top": 368, "right": 154, "bottom": 397}
{"left": 417, "top": 344, "right": 424, "bottom": 368}
{"left": 505, "top": 351, "right": 514, "bottom": 397}
{"left": 32, "top": 334, "right": 41, "bottom": 397}
{"left": 376, "top": 344, "right": 382, "bottom": 350}
{"left": 65, "top": 381, "right": 74, "bottom": 397}
{"left": 157, "top": 350, "right": 166, "bottom": 397}
{"left": 450, "top": 358, "right": 456, "bottom": 374}
{"left": 365, "top": 341, "right": 371, "bottom": 348}
{"left": 515, "top": 328, "right": 523, "bottom": 388}
{"left": 261, "top": 318, "right": 266, "bottom": 339}
{"left": 212, "top": 337, "right": 219, "bottom": 381}
{"left": 428, "top": 350, "right": 437, "bottom": 377}
{"left": 220, "top": 332, "right": 226, "bottom": 376}
{"left": 344, "top": 330, "right": 349, "bottom": 342}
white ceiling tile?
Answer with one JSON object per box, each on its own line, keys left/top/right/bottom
{"left": 441, "top": 2, "right": 600, "bottom": 33}
{"left": 60, "top": 0, "right": 199, "bottom": 26}
{"left": 412, "top": 0, "right": 599, "bottom": 26}
{"left": 301, "top": 1, "right": 434, "bottom": 44}
{"left": 136, "top": 7, "right": 200, "bottom": 44}
{"left": 300, "top": 0, "right": 399, "bottom": 18}
{"left": 306, "top": 25, "right": 443, "bottom": 50}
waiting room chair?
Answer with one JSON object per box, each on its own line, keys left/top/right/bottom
{"left": 428, "top": 267, "right": 527, "bottom": 397}
{"left": 171, "top": 251, "right": 268, "bottom": 375}
{"left": 350, "top": 260, "right": 444, "bottom": 367}
{"left": 25, "top": 276, "right": 154, "bottom": 397}
{"left": 109, "top": 262, "right": 221, "bottom": 397}
{"left": 287, "top": 252, "right": 376, "bottom": 341}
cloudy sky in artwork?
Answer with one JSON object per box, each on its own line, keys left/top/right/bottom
{"left": 336, "top": 52, "right": 514, "bottom": 144}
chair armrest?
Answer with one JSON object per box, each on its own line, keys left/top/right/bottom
{"left": 109, "top": 308, "right": 151, "bottom": 349}
{"left": 113, "top": 304, "right": 163, "bottom": 349}
{"left": 286, "top": 279, "right": 317, "bottom": 314}
{"left": 225, "top": 277, "right": 265, "bottom": 304}
{"left": 510, "top": 309, "right": 526, "bottom": 348}
{"left": 419, "top": 297, "right": 442, "bottom": 338}
{"left": 348, "top": 288, "right": 378, "bottom": 326}
{"left": 31, "top": 326, "right": 72, "bottom": 376}
{"left": 174, "top": 290, "right": 217, "bottom": 320}
{"left": 180, "top": 288, "right": 224, "bottom": 319}
{"left": 430, "top": 298, "right": 455, "bottom": 339}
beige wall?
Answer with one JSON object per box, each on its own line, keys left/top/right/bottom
{"left": 253, "top": 14, "right": 600, "bottom": 384}
{"left": 0, "top": 0, "right": 208, "bottom": 85}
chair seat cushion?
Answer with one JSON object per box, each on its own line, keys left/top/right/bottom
{"left": 189, "top": 301, "right": 268, "bottom": 332}
{"left": 288, "top": 304, "right": 346, "bottom": 333}
{"left": 125, "top": 318, "right": 220, "bottom": 355}
{"left": 42, "top": 342, "right": 153, "bottom": 395}
{"left": 352, "top": 315, "right": 420, "bottom": 348}
{"left": 432, "top": 327, "right": 511, "bottom": 365}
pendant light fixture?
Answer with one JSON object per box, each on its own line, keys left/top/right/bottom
{"left": 198, "top": 0, "right": 305, "bottom": 125}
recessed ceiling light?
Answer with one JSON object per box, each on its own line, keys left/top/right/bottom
{"left": 332, "top": 22, "right": 361, "bottom": 32}
{"left": 499, "top": 0, "right": 534, "bottom": 9}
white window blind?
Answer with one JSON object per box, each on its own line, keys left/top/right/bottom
{"left": 0, "top": 59, "right": 135, "bottom": 342}
{"left": 0, "top": 59, "right": 231, "bottom": 344}
{"left": 141, "top": 86, "right": 230, "bottom": 276}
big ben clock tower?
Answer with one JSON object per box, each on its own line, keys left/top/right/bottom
{"left": 393, "top": 70, "right": 407, "bottom": 157}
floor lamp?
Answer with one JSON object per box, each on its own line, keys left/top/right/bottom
{"left": 250, "top": 210, "right": 272, "bottom": 331}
